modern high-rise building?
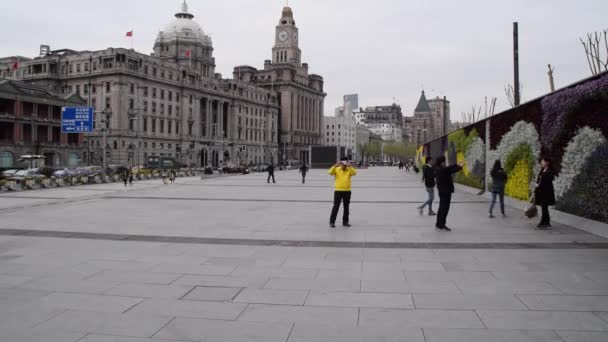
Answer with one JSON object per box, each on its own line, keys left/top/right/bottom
{"left": 234, "top": 6, "right": 326, "bottom": 166}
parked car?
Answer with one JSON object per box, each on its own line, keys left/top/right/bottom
{"left": 9, "top": 169, "right": 45, "bottom": 182}
{"left": 1, "top": 169, "right": 18, "bottom": 178}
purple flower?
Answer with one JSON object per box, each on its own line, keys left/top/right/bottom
{"left": 541, "top": 73, "right": 608, "bottom": 151}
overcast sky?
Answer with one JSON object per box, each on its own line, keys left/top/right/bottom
{"left": 1, "top": 0, "right": 606, "bottom": 121}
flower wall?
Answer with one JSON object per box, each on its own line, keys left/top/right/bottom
{"left": 419, "top": 72, "right": 608, "bottom": 223}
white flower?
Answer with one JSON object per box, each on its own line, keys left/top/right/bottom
{"left": 465, "top": 137, "right": 485, "bottom": 171}
{"left": 487, "top": 121, "right": 541, "bottom": 192}
{"left": 554, "top": 127, "right": 606, "bottom": 200}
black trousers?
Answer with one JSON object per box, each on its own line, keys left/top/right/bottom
{"left": 540, "top": 204, "right": 551, "bottom": 225}
{"left": 436, "top": 192, "right": 452, "bottom": 227}
{"left": 301, "top": 173, "right": 306, "bottom": 184}
{"left": 267, "top": 173, "right": 275, "bottom": 183}
{"left": 330, "top": 191, "right": 351, "bottom": 224}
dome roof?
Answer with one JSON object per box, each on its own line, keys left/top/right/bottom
{"left": 282, "top": 6, "right": 293, "bottom": 18}
{"left": 155, "top": 1, "right": 212, "bottom": 46}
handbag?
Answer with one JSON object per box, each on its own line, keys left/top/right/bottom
{"left": 524, "top": 194, "right": 538, "bottom": 218}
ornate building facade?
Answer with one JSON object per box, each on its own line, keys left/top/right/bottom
{"left": 234, "top": 6, "right": 326, "bottom": 165}
{"left": 1, "top": 2, "right": 281, "bottom": 168}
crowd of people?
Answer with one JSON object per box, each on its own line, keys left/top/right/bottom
{"left": 415, "top": 156, "right": 556, "bottom": 231}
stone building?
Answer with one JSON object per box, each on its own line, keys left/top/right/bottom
{"left": 233, "top": 6, "right": 326, "bottom": 165}
{"left": 1, "top": 2, "right": 281, "bottom": 168}
{"left": 0, "top": 79, "right": 86, "bottom": 168}
{"left": 403, "top": 91, "right": 451, "bottom": 145}
{"left": 353, "top": 104, "right": 403, "bottom": 142}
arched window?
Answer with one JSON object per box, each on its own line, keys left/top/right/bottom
{"left": 0, "top": 151, "right": 14, "bottom": 168}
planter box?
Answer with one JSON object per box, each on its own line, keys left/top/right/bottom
{"left": 53, "top": 178, "right": 64, "bottom": 187}
{"left": 94, "top": 175, "right": 101, "bottom": 184}
{"left": 6, "top": 180, "right": 17, "bottom": 191}
{"left": 22, "top": 179, "right": 34, "bottom": 190}
{"left": 41, "top": 179, "right": 51, "bottom": 188}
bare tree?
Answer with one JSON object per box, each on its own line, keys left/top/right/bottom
{"left": 461, "top": 97, "right": 497, "bottom": 124}
{"left": 547, "top": 64, "right": 556, "bottom": 92}
{"left": 581, "top": 29, "right": 608, "bottom": 75}
{"left": 505, "top": 83, "right": 523, "bottom": 108}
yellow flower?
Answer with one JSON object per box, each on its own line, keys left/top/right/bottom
{"left": 457, "top": 151, "right": 469, "bottom": 176}
{"left": 505, "top": 159, "right": 529, "bottom": 200}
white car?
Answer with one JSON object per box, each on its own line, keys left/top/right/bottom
{"left": 1, "top": 169, "right": 18, "bottom": 177}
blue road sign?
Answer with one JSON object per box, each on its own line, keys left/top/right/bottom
{"left": 61, "top": 107, "right": 94, "bottom": 133}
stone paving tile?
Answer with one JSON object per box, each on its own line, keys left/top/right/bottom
{"left": 148, "top": 262, "right": 236, "bottom": 276}
{"left": 359, "top": 308, "right": 485, "bottom": 329}
{"left": 404, "top": 271, "right": 496, "bottom": 283}
{"left": 0, "top": 274, "right": 33, "bottom": 287}
{"left": 78, "top": 335, "right": 184, "bottom": 342}
{"left": 288, "top": 322, "right": 425, "bottom": 342}
{"left": 234, "top": 288, "right": 309, "bottom": 305}
{"left": 103, "top": 283, "right": 194, "bottom": 299}
{"left": 517, "top": 294, "right": 608, "bottom": 311}
{"left": 477, "top": 310, "right": 608, "bottom": 331}
{"left": 0, "top": 304, "right": 67, "bottom": 331}
{"left": 423, "top": 328, "right": 564, "bottom": 342}
{"left": 83, "top": 260, "right": 159, "bottom": 272}
{"left": 127, "top": 298, "right": 246, "bottom": 320}
{"left": 264, "top": 277, "right": 361, "bottom": 292}
{"left": 35, "top": 292, "right": 144, "bottom": 313}
{"left": 413, "top": 294, "right": 527, "bottom": 310}
{"left": 550, "top": 279, "right": 608, "bottom": 295}
{"left": 454, "top": 279, "right": 564, "bottom": 295}
{"left": 238, "top": 303, "right": 358, "bottom": 326}
{"left": 229, "top": 266, "right": 318, "bottom": 279}
{"left": 36, "top": 310, "right": 173, "bottom": 338}
{"left": 19, "top": 275, "right": 120, "bottom": 294}
{"left": 181, "top": 286, "right": 241, "bottom": 302}
{"left": 0, "top": 287, "right": 52, "bottom": 306}
{"left": 0, "top": 328, "right": 85, "bottom": 342}
{"left": 153, "top": 317, "right": 293, "bottom": 342}
{"left": 86, "top": 270, "right": 182, "bottom": 285}
{"left": 556, "top": 331, "right": 608, "bottom": 342}
{"left": 305, "top": 291, "right": 413, "bottom": 309}
{"left": 172, "top": 274, "right": 269, "bottom": 289}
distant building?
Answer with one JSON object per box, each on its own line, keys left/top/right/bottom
{"left": 403, "top": 90, "right": 450, "bottom": 145}
{"left": 354, "top": 123, "right": 370, "bottom": 161}
{"left": 353, "top": 104, "right": 403, "bottom": 142}
{"left": 323, "top": 95, "right": 357, "bottom": 157}
{"left": 343, "top": 94, "right": 358, "bottom": 110}
{"left": 0, "top": 79, "right": 86, "bottom": 168}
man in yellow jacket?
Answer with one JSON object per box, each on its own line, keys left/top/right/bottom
{"left": 328, "top": 157, "right": 357, "bottom": 228}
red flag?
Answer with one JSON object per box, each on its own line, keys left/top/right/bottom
{"left": 185, "top": 49, "right": 191, "bottom": 57}
{"left": 126, "top": 31, "right": 133, "bottom": 37}
{"left": 12, "top": 59, "right": 19, "bottom": 70}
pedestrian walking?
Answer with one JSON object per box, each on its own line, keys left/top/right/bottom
{"left": 128, "top": 173, "right": 134, "bottom": 187}
{"left": 489, "top": 160, "right": 507, "bottom": 218}
{"left": 434, "top": 156, "right": 464, "bottom": 231}
{"left": 405, "top": 163, "right": 411, "bottom": 173}
{"left": 534, "top": 157, "right": 556, "bottom": 229}
{"left": 328, "top": 157, "right": 357, "bottom": 228}
{"left": 299, "top": 163, "right": 309, "bottom": 184}
{"left": 170, "top": 170, "right": 176, "bottom": 184}
{"left": 398, "top": 161, "right": 404, "bottom": 170}
{"left": 417, "top": 156, "right": 436, "bottom": 216}
{"left": 267, "top": 164, "right": 276, "bottom": 183}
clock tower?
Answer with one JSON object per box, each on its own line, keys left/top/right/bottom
{"left": 272, "top": 6, "right": 301, "bottom": 65}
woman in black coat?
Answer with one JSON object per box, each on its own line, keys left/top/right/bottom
{"left": 534, "top": 157, "right": 556, "bottom": 229}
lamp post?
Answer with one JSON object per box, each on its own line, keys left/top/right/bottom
{"left": 100, "top": 108, "right": 112, "bottom": 171}
{"left": 127, "top": 107, "right": 142, "bottom": 167}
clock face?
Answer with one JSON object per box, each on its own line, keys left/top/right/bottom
{"left": 278, "top": 31, "right": 289, "bottom": 43}
{"left": 292, "top": 32, "right": 298, "bottom": 43}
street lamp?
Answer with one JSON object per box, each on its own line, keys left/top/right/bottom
{"left": 127, "top": 107, "right": 142, "bottom": 167}
{"left": 100, "top": 108, "right": 112, "bottom": 171}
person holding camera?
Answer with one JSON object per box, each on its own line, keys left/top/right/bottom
{"left": 434, "top": 156, "right": 464, "bottom": 231}
{"left": 328, "top": 157, "right": 357, "bottom": 228}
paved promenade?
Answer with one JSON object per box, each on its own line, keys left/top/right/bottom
{"left": 1, "top": 167, "right": 608, "bottom": 341}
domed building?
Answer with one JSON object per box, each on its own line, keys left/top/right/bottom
{"left": 153, "top": 1, "right": 215, "bottom": 78}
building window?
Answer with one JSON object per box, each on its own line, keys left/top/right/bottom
{"left": 105, "top": 82, "right": 111, "bottom": 92}
{"left": 152, "top": 119, "right": 156, "bottom": 133}
{"left": 129, "top": 99, "right": 134, "bottom": 110}
{"left": 143, "top": 118, "right": 148, "bottom": 132}
{"left": 69, "top": 64, "right": 73, "bottom": 73}
{"left": 168, "top": 120, "right": 172, "bottom": 134}
{"left": 130, "top": 83, "right": 135, "bottom": 94}
{"left": 168, "top": 91, "right": 173, "bottom": 101}
{"left": 160, "top": 90, "right": 165, "bottom": 100}
{"left": 160, "top": 120, "right": 164, "bottom": 133}
{"left": 152, "top": 88, "right": 156, "bottom": 98}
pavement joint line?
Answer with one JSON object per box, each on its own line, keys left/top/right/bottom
{"left": 2, "top": 229, "right": 608, "bottom": 249}
{"left": 150, "top": 316, "right": 177, "bottom": 339}
{"left": 101, "top": 196, "right": 487, "bottom": 204}
{"left": 285, "top": 322, "right": 296, "bottom": 342}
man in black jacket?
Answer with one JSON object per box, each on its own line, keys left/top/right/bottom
{"left": 417, "top": 157, "right": 436, "bottom": 216}
{"left": 299, "top": 164, "right": 309, "bottom": 184}
{"left": 434, "top": 156, "right": 464, "bottom": 231}
{"left": 267, "top": 164, "right": 276, "bottom": 183}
